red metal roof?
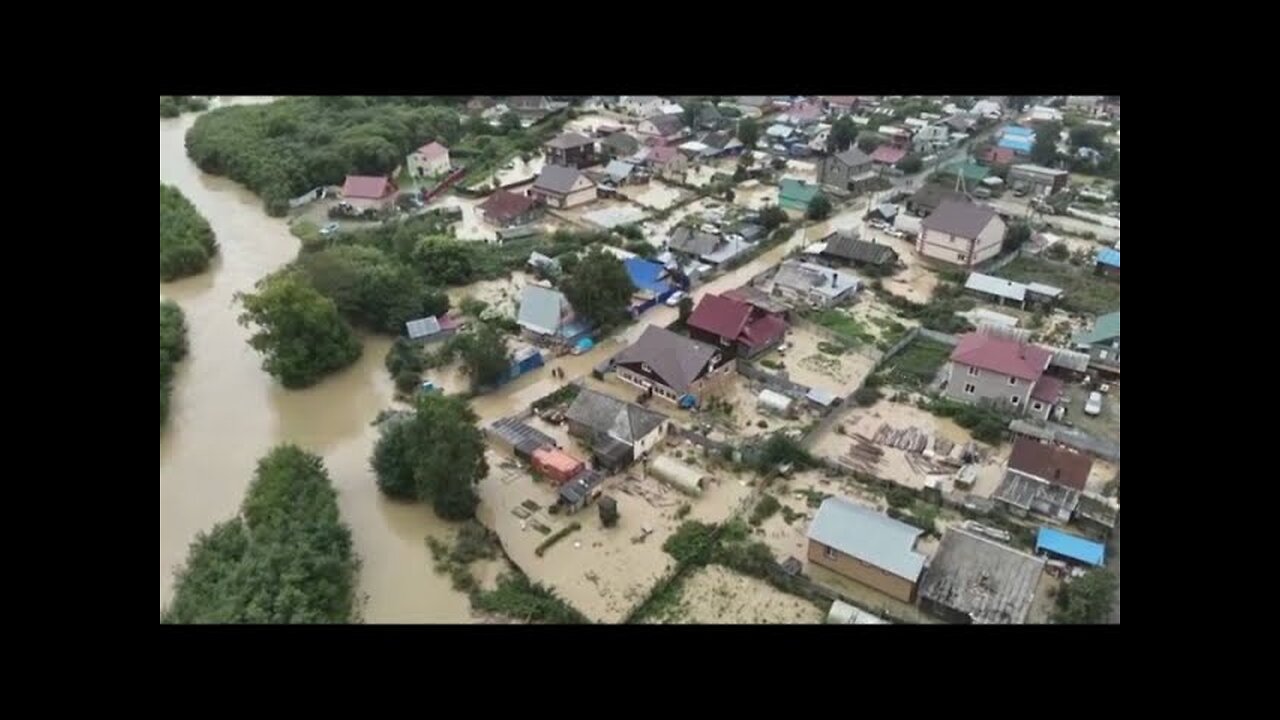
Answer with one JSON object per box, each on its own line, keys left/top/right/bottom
{"left": 341, "top": 175, "right": 396, "bottom": 200}
{"left": 688, "top": 294, "right": 751, "bottom": 340}
{"left": 1030, "top": 375, "right": 1064, "bottom": 403}
{"left": 950, "top": 333, "right": 1051, "bottom": 381}
{"left": 1008, "top": 437, "right": 1092, "bottom": 491}
{"left": 478, "top": 190, "right": 538, "bottom": 222}
{"left": 416, "top": 141, "right": 448, "bottom": 159}
{"left": 870, "top": 145, "right": 908, "bottom": 165}
{"left": 741, "top": 313, "right": 788, "bottom": 349}
{"left": 980, "top": 147, "right": 1017, "bottom": 166}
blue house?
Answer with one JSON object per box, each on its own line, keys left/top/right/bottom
{"left": 998, "top": 125, "right": 1035, "bottom": 155}
{"left": 624, "top": 257, "right": 677, "bottom": 313}
{"left": 1035, "top": 527, "right": 1106, "bottom": 567}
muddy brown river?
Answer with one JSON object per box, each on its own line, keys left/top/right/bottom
{"left": 159, "top": 100, "right": 473, "bottom": 622}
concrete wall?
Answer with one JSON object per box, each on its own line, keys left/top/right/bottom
{"left": 973, "top": 217, "right": 1006, "bottom": 264}
{"left": 807, "top": 539, "right": 918, "bottom": 603}
{"left": 946, "top": 362, "right": 1035, "bottom": 412}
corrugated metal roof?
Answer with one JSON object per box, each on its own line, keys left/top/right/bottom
{"left": 966, "top": 273, "right": 1026, "bottom": 302}
{"left": 1096, "top": 247, "right": 1121, "bottom": 268}
{"left": 517, "top": 285, "right": 569, "bottom": 336}
{"left": 405, "top": 316, "right": 442, "bottom": 339}
{"left": 1075, "top": 311, "right": 1120, "bottom": 347}
{"left": 807, "top": 497, "right": 926, "bottom": 582}
{"left": 1035, "top": 527, "right": 1106, "bottom": 567}
{"left": 919, "top": 529, "right": 1045, "bottom": 624}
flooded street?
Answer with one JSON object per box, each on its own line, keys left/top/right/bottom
{"left": 159, "top": 106, "right": 472, "bottom": 622}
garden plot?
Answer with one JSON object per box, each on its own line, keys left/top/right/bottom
{"left": 648, "top": 565, "right": 824, "bottom": 624}
{"left": 696, "top": 375, "right": 812, "bottom": 441}
{"left": 756, "top": 322, "right": 877, "bottom": 399}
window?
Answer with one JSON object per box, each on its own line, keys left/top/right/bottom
{"left": 964, "top": 383, "right": 976, "bottom": 394}
{"left": 1032, "top": 401, "right": 1044, "bottom": 412}
{"left": 1008, "top": 376, "right": 1018, "bottom": 386}
{"left": 823, "top": 546, "right": 837, "bottom": 560}
{"left": 1010, "top": 395, "right": 1020, "bottom": 405}
{"left": 967, "top": 366, "right": 979, "bottom": 377}
{"left": 958, "top": 252, "right": 968, "bottom": 262}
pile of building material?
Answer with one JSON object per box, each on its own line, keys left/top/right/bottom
{"left": 838, "top": 433, "right": 884, "bottom": 474}
{"left": 874, "top": 423, "right": 931, "bottom": 453}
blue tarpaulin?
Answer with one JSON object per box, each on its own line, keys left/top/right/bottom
{"left": 1036, "top": 527, "right": 1106, "bottom": 567}
{"left": 625, "top": 257, "right": 674, "bottom": 299}
{"left": 575, "top": 337, "right": 595, "bottom": 353}
{"left": 1096, "top": 247, "right": 1120, "bottom": 268}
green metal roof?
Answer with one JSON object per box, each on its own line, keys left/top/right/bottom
{"left": 779, "top": 179, "right": 819, "bottom": 209}
{"left": 955, "top": 161, "right": 990, "bottom": 182}
{"left": 1073, "top": 311, "right": 1120, "bottom": 346}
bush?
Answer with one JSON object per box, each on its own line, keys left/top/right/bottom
{"left": 759, "top": 358, "right": 784, "bottom": 371}
{"left": 675, "top": 503, "right": 692, "bottom": 520}
{"left": 600, "top": 500, "right": 620, "bottom": 527}
{"left": 160, "top": 301, "right": 189, "bottom": 428}
{"left": 759, "top": 206, "right": 788, "bottom": 230}
{"left": 535, "top": 522, "right": 582, "bottom": 557}
{"left": 749, "top": 495, "right": 782, "bottom": 526}
{"left": 852, "top": 386, "right": 882, "bottom": 406}
{"left": 806, "top": 194, "right": 832, "bottom": 221}
{"left": 160, "top": 184, "right": 218, "bottom": 281}
{"left": 459, "top": 297, "right": 489, "bottom": 317}
{"left": 886, "top": 485, "right": 915, "bottom": 509}
{"left": 756, "top": 419, "right": 769, "bottom": 429}
{"left": 395, "top": 369, "right": 422, "bottom": 394}
{"left": 472, "top": 572, "right": 588, "bottom": 624}
{"left": 663, "top": 521, "right": 720, "bottom": 565}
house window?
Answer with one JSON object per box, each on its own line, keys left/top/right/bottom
{"left": 964, "top": 383, "right": 976, "bottom": 395}
{"left": 823, "top": 545, "right": 837, "bottom": 560}
{"left": 1032, "top": 401, "right": 1044, "bottom": 412}
{"left": 958, "top": 252, "right": 968, "bottom": 262}
{"left": 1010, "top": 395, "right": 1020, "bottom": 405}
{"left": 1008, "top": 376, "right": 1018, "bottom": 386}
{"left": 967, "top": 366, "right": 979, "bottom": 377}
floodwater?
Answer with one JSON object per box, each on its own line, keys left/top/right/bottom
{"left": 624, "top": 181, "right": 687, "bottom": 210}
{"left": 159, "top": 103, "right": 473, "bottom": 622}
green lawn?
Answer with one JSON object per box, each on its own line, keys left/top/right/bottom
{"left": 881, "top": 336, "right": 952, "bottom": 388}
{"left": 998, "top": 256, "right": 1120, "bottom": 316}
{"left": 812, "top": 309, "right": 876, "bottom": 346}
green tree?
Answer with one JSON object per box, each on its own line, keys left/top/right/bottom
{"left": 561, "top": 246, "right": 634, "bottom": 330}
{"left": 160, "top": 184, "right": 218, "bottom": 281}
{"left": 1031, "top": 121, "right": 1061, "bottom": 165}
{"left": 412, "top": 237, "right": 479, "bottom": 286}
{"left": 856, "top": 133, "right": 882, "bottom": 154}
{"left": 236, "top": 272, "right": 362, "bottom": 389}
{"left": 453, "top": 322, "right": 512, "bottom": 389}
{"left": 759, "top": 205, "right": 788, "bottom": 231}
{"left": 1007, "top": 96, "right": 1030, "bottom": 112}
{"left": 1111, "top": 182, "right": 1120, "bottom": 202}
{"left": 1053, "top": 569, "right": 1117, "bottom": 624}
{"left": 499, "top": 111, "right": 522, "bottom": 134}
{"left": 162, "top": 445, "right": 359, "bottom": 623}
{"left": 806, "top": 193, "right": 832, "bottom": 220}
{"left": 1003, "top": 221, "right": 1032, "bottom": 253}
{"left": 827, "top": 115, "right": 858, "bottom": 152}
{"left": 737, "top": 117, "right": 760, "bottom": 148}
{"left": 372, "top": 394, "right": 488, "bottom": 520}
{"left": 896, "top": 154, "right": 924, "bottom": 174}
{"left": 297, "top": 245, "right": 449, "bottom": 333}
{"left": 682, "top": 101, "right": 705, "bottom": 128}
{"left": 160, "top": 300, "right": 189, "bottom": 428}
{"left": 678, "top": 295, "right": 695, "bottom": 324}
{"left": 1069, "top": 125, "right": 1105, "bottom": 150}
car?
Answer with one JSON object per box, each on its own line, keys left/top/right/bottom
{"left": 1084, "top": 391, "right": 1103, "bottom": 416}
{"left": 699, "top": 223, "right": 721, "bottom": 235}
{"left": 320, "top": 223, "right": 340, "bottom": 237}
{"left": 665, "top": 291, "right": 686, "bottom": 307}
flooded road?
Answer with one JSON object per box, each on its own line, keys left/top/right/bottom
{"left": 159, "top": 104, "right": 472, "bottom": 622}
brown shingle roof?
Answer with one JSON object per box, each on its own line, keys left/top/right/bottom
{"left": 614, "top": 326, "right": 718, "bottom": 394}
{"left": 1007, "top": 437, "right": 1093, "bottom": 492}
{"left": 478, "top": 190, "right": 538, "bottom": 223}
{"left": 821, "top": 232, "right": 898, "bottom": 266}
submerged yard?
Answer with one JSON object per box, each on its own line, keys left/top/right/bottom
{"left": 997, "top": 256, "right": 1120, "bottom": 316}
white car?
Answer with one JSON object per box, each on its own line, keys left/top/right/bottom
{"left": 320, "top": 223, "right": 340, "bottom": 237}
{"left": 665, "top": 291, "right": 686, "bottom": 307}
{"left": 1084, "top": 391, "right": 1103, "bottom": 416}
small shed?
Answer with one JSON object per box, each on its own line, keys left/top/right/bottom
{"left": 806, "top": 387, "right": 839, "bottom": 409}
{"left": 1035, "top": 527, "right": 1106, "bottom": 567}
{"left": 532, "top": 447, "right": 586, "bottom": 485}
{"left": 757, "top": 388, "right": 795, "bottom": 417}
{"left": 648, "top": 455, "right": 708, "bottom": 496}
{"left": 827, "top": 599, "right": 890, "bottom": 625}
{"left": 558, "top": 469, "right": 606, "bottom": 514}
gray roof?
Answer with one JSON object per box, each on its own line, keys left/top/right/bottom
{"left": 993, "top": 471, "right": 1080, "bottom": 515}
{"left": 822, "top": 233, "right": 898, "bottom": 266}
{"left": 601, "top": 132, "right": 640, "bottom": 154}
{"left": 669, "top": 226, "right": 722, "bottom": 256}
{"left": 922, "top": 199, "right": 1000, "bottom": 239}
{"left": 807, "top": 497, "right": 926, "bottom": 582}
{"left": 546, "top": 132, "right": 594, "bottom": 150}
{"left": 534, "top": 165, "right": 589, "bottom": 194}
{"left": 614, "top": 326, "right": 719, "bottom": 394}
{"left": 517, "top": 285, "right": 570, "bottom": 336}
{"left": 1025, "top": 282, "right": 1063, "bottom": 299}
{"left": 833, "top": 147, "right": 871, "bottom": 166}
{"left": 489, "top": 415, "right": 556, "bottom": 451}
{"left": 644, "top": 113, "right": 685, "bottom": 136}
{"left": 772, "top": 260, "right": 860, "bottom": 300}
{"left": 566, "top": 388, "right": 667, "bottom": 444}
{"left": 559, "top": 468, "right": 606, "bottom": 505}
{"left": 603, "top": 160, "right": 636, "bottom": 183}
{"left": 910, "top": 184, "right": 967, "bottom": 212}
{"left": 965, "top": 273, "right": 1027, "bottom": 303}
{"left": 701, "top": 130, "right": 739, "bottom": 150}
{"left": 919, "top": 529, "right": 1046, "bottom": 624}
{"left": 405, "top": 316, "right": 442, "bottom": 340}
{"left": 700, "top": 235, "right": 754, "bottom": 265}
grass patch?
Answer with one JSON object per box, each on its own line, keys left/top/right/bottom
{"left": 780, "top": 505, "right": 804, "bottom": 525}
{"left": 759, "top": 358, "right": 784, "bottom": 371}
{"left": 535, "top": 522, "right": 582, "bottom": 557}
{"left": 472, "top": 571, "right": 589, "bottom": 624}
{"left": 999, "top": 255, "right": 1121, "bottom": 315}
{"left": 880, "top": 336, "right": 951, "bottom": 388}
{"left": 749, "top": 494, "right": 782, "bottom": 526}
{"left": 922, "top": 397, "right": 1011, "bottom": 445}
{"left": 532, "top": 383, "right": 582, "bottom": 411}
{"left": 811, "top": 309, "right": 876, "bottom": 345}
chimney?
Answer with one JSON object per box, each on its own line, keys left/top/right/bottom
{"left": 832, "top": 273, "right": 838, "bottom": 288}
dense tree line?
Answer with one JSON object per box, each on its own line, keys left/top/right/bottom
{"left": 561, "top": 247, "right": 635, "bottom": 331}
{"left": 160, "top": 301, "right": 189, "bottom": 428}
{"left": 295, "top": 245, "right": 449, "bottom": 334}
{"left": 160, "top": 184, "right": 218, "bottom": 281}
{"left": 1053, "top": 569, "right": 1117, "bottom": 623}
{"left": 160, "top": 96, "right": 208, "bottom": 118}
{"left": 372, "top": 393, "right": 488, "bottom": 520}
{"left": 162, "top": 445, "right": 359, "bottom": 623}
{"left": 236, "top": 271, "right": 362, "bottom": 389}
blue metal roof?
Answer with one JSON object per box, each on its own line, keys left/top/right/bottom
{"left": 1096, "top": 247, "right": 1120, "bottom": 268}
{"left": 998, "top": 136, "right": 1034, "bottom": 153}
{"left": 1036, "top": 527, "right": 1106, "bottom": 567}
{"left": 1001, "top": 125, "right": 1034, "bottom": 137}
{"left": 625, "top": 257, "right": 673, "bottom": 296}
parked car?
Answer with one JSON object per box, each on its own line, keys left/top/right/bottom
{"left": 320, "top": 223, "right": 340, "bottom": 237}
{"left": 1084, "top": 391, "right": 1103, "bottom": 416}
{"left": 665, "top": 290, "right": 687, "bottom": 307}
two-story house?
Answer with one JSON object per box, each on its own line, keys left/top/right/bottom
{"left": 945, "top": 332, "right": 1062, "bottom": 420}
{"left": 1072, "top": 311, "right": 1120, "bottom": 373}
{"left": 543, "top": 132, "right": 596, "bottom": 168}
{"left": 818, "top": 146, "right": 876, "bottom": 192}
{"left": 916, "top": 200, "right": 1006, "bottom": 268}
{"left": 406, "top": 142, "right": 451, "bottom": 179}
{"left": 686, "top": 293, "right": 788, "bottom": 360}
{"left": 612, "top": 326, "right": 735, "bottom": 405}
{"left": 529, "top": 165, "right": 597, "bottom": 209}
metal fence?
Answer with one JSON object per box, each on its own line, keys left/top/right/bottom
{"left": 737, "top": 361, "right": 812, "bottom": 402}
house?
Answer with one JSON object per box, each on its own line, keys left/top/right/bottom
{"left": 618, "top": 96, "right": 667, "bottom": 118}
{"left": 817, "top": 231, "right": 899, "bottom": 270}
{"left": 692, "top": 104, "right": 725, "bottom": 130}
{"left": 906, "top": 184, "right": 967, "bottom": 216}
{"left": 1035, "top": 527, "right": 1106, "bottom": 567}
{"left": 599, "top": 132, "right": 641, "bottom": 160}
{"left": 1094, "top": 247, "right": 1121, "bottom": 278}
{"left": 404, "top": 314, "right": 462, "bottom": 344}
{"left": 993, "top": 471, "right": 1080, "bottom": 523}
{"left": 971, "top": 99, "right": 1003, "bottom": 119}
{"left": 964, "top": 272, "right": 1063, "bottom": 309}
{"left": 531, "top": 447, "right": 585, "bottom": 485}
{"left": 600, "top": 160, "right": 639, "bottom": 187}
{"left": 918, "top": 529, "right": 1046, "bottom": 624}
{"left": 870, "top": 144, "right": 908, "bottom": 170}
{"left": 769, "top": 260, "right": 859, "bottom": 308}
{"left": 516, "top": 284, "right": 591, "bottom": 345}
{"left": 978, "top": 146, "right": 1018, "bottom": 168}
{"left": 686, "top": 293, "right": 788, "bottom": 359}
{"left": 779, "top": 100, "right": 824, "bottom": 126}
{"left": 507, "top": 95, "right": 552, "bottom": 121}
{"left": 723, "top": 286, "right": 792, "bottom": 318}
{"left": 997, "top": 125, "right": 1036, "bottom": 155}
{"left": 529, "top": 165, "right": 597, "bottom": 209}
{"left": 945, "top": 332, "right": 1061, "bottom": 419}
{"left": 807, "top": 497, "right": 927, "bottom": 604}
{"left": 565, "top": 388, "right": 670, "bottom": 471}
{"left": 624, "top": 257, "right": 677, "bottom": 308}
{"left": 669, "top": 227, "right": 734, "bottom": 264}
{"left": 1008, "top": 164, "right": 1069, "bottom": 196}
{"left": 1028, "top": 105, "right": 1063, "bottom": 123}
{"left": 1072, "top": 311, "right": 1120, "bottom": 370}
{"left": 818, "top": 146, "right": 876, "bottom": 192}
{"left": 778, "top": 178, "right": 821, "bottom": 212}
{"left": 544, "top": 132, "right": 596, "bottom": 168}
{"left": 913, "top": 124, "right": 952, "bottom": 153}
{"left": 822, "top": 96, "right": 859, "bottom": 115}
{"left": 612, "top": 325, "right": 734, "bottom": 405}
{"left": 992, "top": 437, "right": 1092, "bottom": 522}
{"left": 637, "top": 113, "right": 687, "bottom": 143}
{"left": 1075, "top": 493, "right": 1120, "bottom": 534}
{"left": 406, "top": 142, "right": 451, "bottom": 179}
{"left": 698, "top": 130, "right": 744, "bottom": 158}
{"left": 478, "top": 189, "right": 542, "bottom": 227}
{"left": 557, "top": 468, "right": 606, "bottom": 514}
{"left": 340, "top": 175, "right": 398, "bottom": 209}
{"left": 734, "top": 96, "right": 770, "bottom": 112}
{"left": 644, "top": 145, "right": 688, "bottom": 182}
{"left": 765, "top": 123, "right": 795, "bottom": 143}
{"left": 917, "top": 200, "right": 1007, "bottom": 268}
{"left": 945, "top": 114, "right": 979, "bottom": 133}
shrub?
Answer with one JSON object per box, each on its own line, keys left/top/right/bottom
{"left": 756, "top": 419, "right": 769, "bottom": 429}
{"left": 886, "top": 485, "right": 915, "bottom": 509}
{"left": 1046, "top": 242, "right": 1070, "bottom": 261}
{"left": 675, "top": 503, "right": 692, "bottom": 520}
{"left": 760, "top": 358, "right": 784, "bottom": 370}
{"left": 535, "top": 522, "right": 582, "bottom": 557}
{"left": 749, "top": 495, "right": 782, "bottom": 526}
{"left": 852, "top": 386, "right": 882, "bottom": 407}
{"left": 395, "top": 369, "right": 422, "bottom": 394}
